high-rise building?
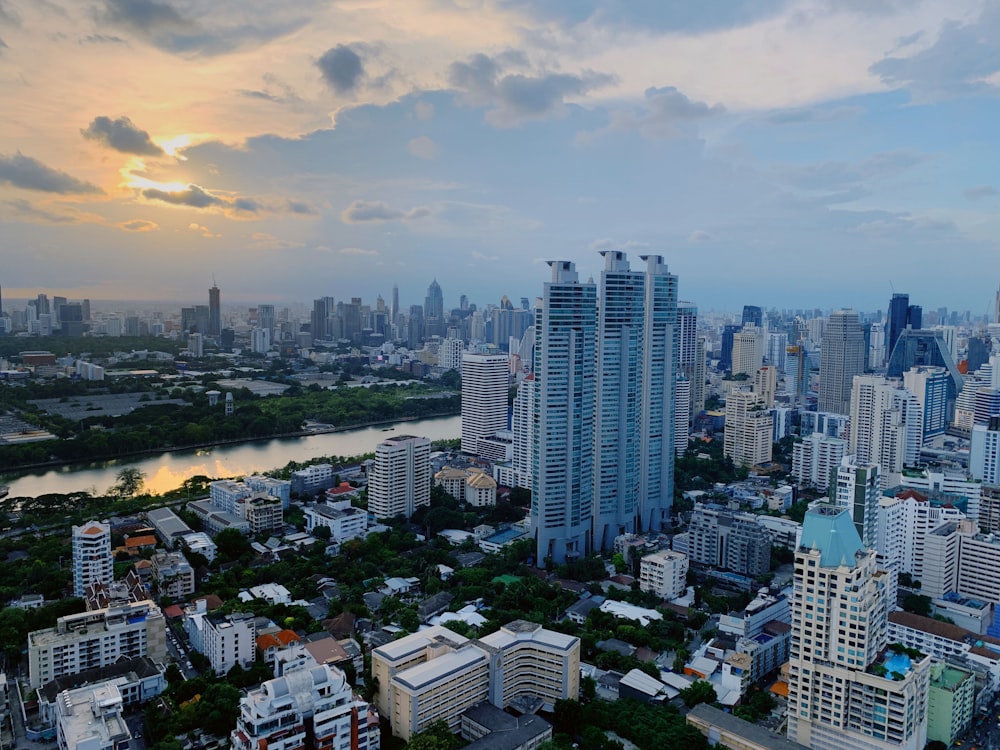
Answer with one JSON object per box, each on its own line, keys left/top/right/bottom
{"left": 742, "top": 305, "right": 763, "bottom": 329}
{"left": 887, "top": 293, "right": 922, "bottom": 361}
{"left": 311, "top": 296, "right": 335, "bottom": 341}
{"left": 424, "top": 279, "right": 445, "bottom": 339}
{"left": 868, "top": 321, "right": 886, "bottom": 370}
{"left": 731, "top": 325, "right": 764, "bottom": 376}
{"left": 461, "top": 352, "right": 509, "bottom": 456}
{"left": 902, "top": 366, "right": 949, "bottom": 441}
{"left": 368, "top": 435, "right": 431, "bottom": 520}
{"left": 257, "top": 304, "right": 275, "bottom": 339}
{"left": 72, "top": 521, "right": 113, "bottom": 597}
{"left": 766, "top": 331, "right": 788, "bottom": 371}
{"left": 391, "top": 284, "right": 400, "bottom": 322}
{"left": 787, "top": 504, "right": 930, "bottom": 750}
{"left": 850, "top": 376, "right": 922, "bottom": 488}
{"left": 512, "top": 375, "right": 535, "bottom": 490}
{"left": 208, "top": 283, "right": 221, "bottom": 336}
{"left": 720, "top": 323, "right": 741, "bottom": 372}
{"left": 970, "top": 415, "right": 1000, "bottom": 484}
{"left": 818, "top": 310, "right": 866, "bottom": 416}
{"left": 792, "top": 432, "right": 847, "bottom": 489}
{"left": 532, "top": 253, "right": 677, "bottom": 562}
{"left": 886, "top": 329, "right": 963, "bottom": 420}
{"left": 533, "top": 261, "right": 597, "bottom": 564}
{"left": 438, "top": 337, "right": 464, "bottom": 371}
{"left": 833, "top": 456, "right": 880, "bottom": 549}
{"left": 753, "top": 365, "right": 777, "bottom": 408}
{"left": 723, "top": 389, "right": 772, "bottom": 467}
{"left": 678, "top": 303, "right": 705, "bottom": 418}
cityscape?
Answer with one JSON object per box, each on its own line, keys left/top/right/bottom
{"left": 3, "top": 3, "right": 1000, "bottom": 750}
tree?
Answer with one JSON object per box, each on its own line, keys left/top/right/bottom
{"left": 313, "top": 525, "right": 332, "bottom": 541}
{"left": 902, "top": 593, "right": 932, "bottom": 617}
{"left": 679, "top": 680, "right": 717, "bottom": 708}
{"left": 406, "top": 719, "right": 461, "bottom": 750}
{"left": 110, "top": 467, "right": 145, "bottom": 498}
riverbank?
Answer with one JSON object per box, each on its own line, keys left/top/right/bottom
{"left": 0, "top": 409, "right": 460, "bottom": 478}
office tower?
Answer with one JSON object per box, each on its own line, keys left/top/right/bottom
{"left": 60, "top": 304, "right": 85, "bottom": 336}
{"left": 970, "top": 415, "right": 1000, "bottom": 484}
{"left": 407, "top": 305, "right": 424, "bottom": 346}
{"left": 194, "top": 304, "right": 210, "bottom": 335}
{"left": 257, "top": 304, "right": 275, "bottom": 339}
{"left": 36, "top": 293, "right": 50, "bottom": 316}
{"left": 792, "top": 432, "right": 847, "bottom": 489}
{"left": 868, "top": 321, "right": 885, "bottom": 369}
{"left": 723, "top": 389, "right": 773, "bottom": 467}
{"left": 741, "top": 305, "right": 763, "bottom": 329}
{"left": 902, "top": 366, "right": 949, "bottom": 441}
{"left": 967, "top": 334, "right": 992, "bottom": 373}
{"left": 208, "top": 282, "right": 220, "bottom": 336}
{"left": 692, "top": 336, "right": 707, "bottom": 415}
{"left": 832, "top": 456, "right": 880, "bottom": 549}
{"left": 187, "top": 332, "right": 203, "bottom": 357}
{"left": 731, "top": 325, "right": 764, "bottom": 376}
{"left": 805, "top": 316, "right": 825, "bottom": 344}
{"left": 533, "top": 261, "right": 597, "bottom": 564}
{"left": 461, "top": 352, "right": 509, "bottom": 456}
{"left": 492, "top": 306, "right": 533, "bottom": 350}
{"left": 391, "top": 283, "right": 400, "bottom": 322}
{"left": 250, "top": 327, "right": 270, "bottom": 353}
{"left": 423, "top": 279, "right": 445, "bottom": 338}
{"left": 753, "top": 365, "right": 777, "bottom": 408}
{"left": 124, "top": 316, "right": 141, "bottom": 337}
{"left": 766, "top": 331, "right": 787, "bottom": 371}
{"left": 512, "top": 375, "right": 535, "bottom": 489}
{"left": 720, "top": 323, "right": 741, "bottom": 371}
{"left": 819, "top": 310, "right": 866, "bottom": 416}
{"left": 72, "top": 520, "right": 113, "bottom": 597}
{"left": 787, "top": 504, "right": 929, "bottom": 750}
{"left": 887, "top": 292, "right": 922, "bottom": 360}
{"left": 81, "top": 298, "right": 91, "bottom": 321}
{"left": 368, "top": 435, "right": 431, "bottom": 519}
{"left": 785, "top": 345, "right": 807, "bottom": 399}
{"left": 311, "top": 296, "right": 335, "bottom": 341}
{"left": 886, "top": 329, "right": 962, "bottom": 421}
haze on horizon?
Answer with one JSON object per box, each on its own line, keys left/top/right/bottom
{"left": 1, "top": 0, "right": 999, "bottom": 313}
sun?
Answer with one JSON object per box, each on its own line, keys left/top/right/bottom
{"left": 158, "top": 135, "right": 192, "bottom": 160}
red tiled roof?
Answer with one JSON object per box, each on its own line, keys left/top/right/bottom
{"left": 125, "top": 535, "right": 158, "bottom": 548}
{"left": 164, "top": 605, "right": 184, "bottom": 619}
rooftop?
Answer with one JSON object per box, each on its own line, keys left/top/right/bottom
{"left": 799, "top": 504, "right": 865, "bottom": 568}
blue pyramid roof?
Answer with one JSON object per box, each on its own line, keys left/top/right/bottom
{"left": 800, "top": 504, "right": 865, "bottom": 568}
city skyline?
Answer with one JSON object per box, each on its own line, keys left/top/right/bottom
{"left": 1, "top": 2, "right": 999, "bottom": 311}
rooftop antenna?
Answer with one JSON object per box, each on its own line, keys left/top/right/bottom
{"left": 889, "top": 280, "right": 895, "bottom": 293}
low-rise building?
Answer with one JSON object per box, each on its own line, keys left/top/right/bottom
{"left": 28, "top": 600, "right": 167, "bottom": 689}
{"left": 238, "top": 494, "right": 283, "bottom": 534}
{"left": 290, "top": 463, "right": 336, "bottom": 497}
{"left": 150, "top": 551, "right": 195, "bottom": 600}
{"left": 185, "top": 607, "right": 255, "bottom": 674}
{"left": 55, "top": 681, "right": 131, "bottom": 750}
{"left": 638, "top": 550, "right": 689, "bottom": 600}
{"left": 304, "top": 498, "right": 368, "bottom": 543}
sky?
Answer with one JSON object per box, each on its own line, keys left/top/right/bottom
{"left": 1, "top": 0, "right": 999, "bottom": 314}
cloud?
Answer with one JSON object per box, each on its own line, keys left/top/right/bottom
{"left": 82, "top": 115, "right": 164, "bottom": 156}
{"left": 80, "top": 34, "right": 127, "bottom": 45}
{"left": 1, "top": 198, "right": 110, "bottom": 226}
{"left": 0, "top": 152, "right": 103, "bottom": 194}
{"left": 964, "top": 185, "right": 997, "bottom": 200}
{"left": 448, "top": 51, "right": 614, "bottom": 126}
{"left": 688, "top": 230, "right": 714, "bottom": 243}
{"left": 471, "top": 251, "right": 498, "bottom": 261}
{"left": 139, "top": 183, "right": 313, "bottom": 219}
{"left": 407, "top": 136, "right": 438, "bottom": 160}
{"left": 588, "top": 237, "right": 650, "bottom": 252}
{"left": 763, "top": 105, "right": 864, "bottom": 125}
{"left": 414, "top": 101, "right": 434, "bottom": 121}
{"left": 119, "top": 218, "right": 158, "bottom": 231}
{"left": 317, "top": 44, "right": 364, "bottom": 94}
{"left": 144, "top": 184, "right": 222, "bottom": 209}
{"left": 0, "top": 1, "right": 20, "bottom": 27}
{"left": 285, "top": 199, "right": 317, "bottom": 215}
{"left": 579, "top": 86, "right": 724, "bottom": 142}
{"left": 188, "top": 222, "right": 220, "bottom": 238}
{"left": 339, "top": 247, "right": 379, "bottom": 256}
{"left": 97, "top": 0, "right": 306, "bottom": 56}
{"left": 249, "top": 232, "right": 304, "bottom": 250}
{"left": 848, "top": 212, "right": 956, "bottom": 237}
{"left": 341, "top": 200, "right": 431, "bottom": 223}
{"left": 870, "top": 6, "right": 1000, "bottom": 100}
{"left": 776, "top": 150, "right": 927, "bottom": 197}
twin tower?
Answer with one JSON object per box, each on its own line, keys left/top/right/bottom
{"left": 532, "top": 252, "right": 679, "bottom": 564}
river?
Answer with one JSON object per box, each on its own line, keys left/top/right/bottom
{"left": 0, "top": 415, "right": 461, "bottom": 498}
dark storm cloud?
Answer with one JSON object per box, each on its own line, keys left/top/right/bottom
{"left": 341, "top": 200, "right": 430, "bottom": 223}
{"left": 317, "top": 44, "right": 364, "bottom": 94}
{"left": 448, "top": 51, "right": 614, "bottom": 126}
{"left": 0, "top": 152, "right": 103, "bottom": 194}
{"left": 82, "top": 115, "right": 165, "bottom": 156}
{"left": 97, "top": 0, "right": 307, "bottom": 56}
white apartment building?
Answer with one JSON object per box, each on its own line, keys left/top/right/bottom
{"left": 970, "top": 418, "right": 1000, "bottom": 484}
{"left": 28, "top": 600, "right": 167, "bottom": 688}
{"left": 849, "top": 376, "right": 922, "bottom": 489}
{"left": 232, "top": 661, "right": 380, "bottom": 750}
{"left": 368, "top": 435, "right": 431, "bottom": 520}
{"left": 753, "top": 365, "right": 777, "bottom": 408}
{"left": 895, "top": 468, "right": 981, "bottom": 521}
{"left": 638, "top": 549, "right": 688, "bottom": 600}
{"left": 373, "top": 621, "right": 579, "bottom": 741}
{"left": 511, "top": 374, "right": 534, "bottom": 490}
{"left": 209, "top": 479, "right": 252, "bottom": 515}
{"left": 304, "top": 498, "right": 368, "bottom": 543}
{"left": 186, "top": 610, "right": 256, "bottom": 675}
{"left": 72, "top": 521, "right": 113, "bottom": 598}
{"left": 150, "top": 551, "right": 195, "bottom": 600}
{"left": 238, "top": 493, "right": 283, "bottom": 534}
{"left": 787, "top": 505, "right": 930, "bottom": 750}
{"left": 461, "top": 352, "right": 509, "bottom": 456}
{"left": 792, "top": 432, "right": 847, "bottom": 489}
{"left": 55, "top": 681, "right": 130, "bottom": 750}
{"left": 438, "top": 337, "right": 464, "bottom": 372}
{"left": 923, "top": 520, "right": 1000, "bottom": 602}
{"left": 877, "top": 491, "right": 966, "bottom": 579}
{"left": 731, "top": 325, "right": 764, "bottom": 377}
{"left": 723, "top": 389, "right": 773, "bottom": 467}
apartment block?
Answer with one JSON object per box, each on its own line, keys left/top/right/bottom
{"left": 231, "top": 661, "right": 380, "bottom": 750}
{"left": 149, "top": 551, "right": 195, "bottom": 600}
{"left": 55, "top": 681, "right": 130, "bottom": 750}
{"left": 723, "top": 390, "right": 773, "bottom": 468}
{"left": 638, "top": 550, "right": 689, "bottom": 600}
{"left": 687, "top": 505, "right": 771, "bottom": 577}
{"left": 926, "top": 663, "right": 975, "bottom": 747}
{"left": 185, "top": 608, "right": 256, "bottom": 675}
{"left": 238, "top": 493, "right": 284, "bottom": 534}
{"left": 792, "top": 432, "right": 847, "bottom": 489}
{"left": 72, "top": 521, "right": 113, "bottom": 598}
{"left": 372, "top": 621, "right": 579, "bottom": 741}
{"left": 28, "top": 600, "right": 167, "bottom": 689}
{"left": 368, "top": 435, "right": 431, "bottom": 520}
{"left": 290, "top": 463, "right": 336, "bottom": 497}
{"left": 304, "top": 498, "right": 368, "bottom": 544}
